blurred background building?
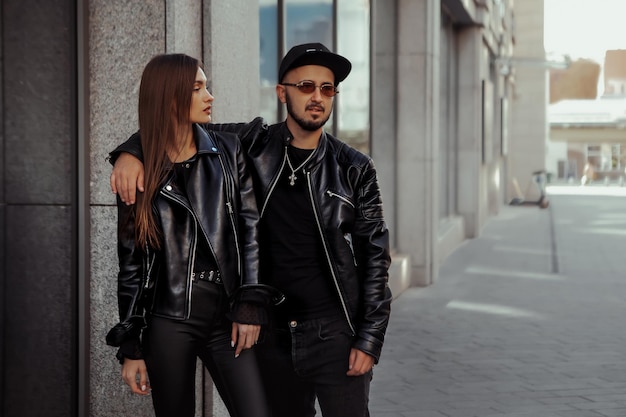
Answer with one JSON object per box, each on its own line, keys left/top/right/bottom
{"left": 0, "top": 0, "right": 547, "bottom": 416}
{"left": 547, "top": 49, "right": 626, "bottom": 184}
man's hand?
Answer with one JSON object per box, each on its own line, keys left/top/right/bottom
{"left": 231, "top": 322, "right": 261, "bottom": 358}
{"left": 110, "top": 153, "right": 145, "bottom": 205}
{"left": 121, "top": 358, "right": 151, "bottom": 395}
{"left": 346, "top": 348, "right": 375, "bottom": 376}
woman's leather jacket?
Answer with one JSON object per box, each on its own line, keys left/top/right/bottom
{"left": 106, "top": 125, "right": 281, "bottom": 349}
{"left": 108, "top": 119, "right": 392, "bottom": 363}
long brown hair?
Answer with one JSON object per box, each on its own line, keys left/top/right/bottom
{"left": 135, "top": 53, "right": 200, "bottom": 249}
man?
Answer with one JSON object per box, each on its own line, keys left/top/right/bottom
{"left": 110, "top": 43, "right": 392, "bottom": 417}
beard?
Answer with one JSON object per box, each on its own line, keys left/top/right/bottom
{"left": 286, "top": 95, "right": 332, "bottom": 131}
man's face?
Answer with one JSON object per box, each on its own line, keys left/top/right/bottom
{"left": 189, "top": 67, "right": 214, "bottom": 124}
{"left": 278, "top": 65, "right": 335, "bottom": 131}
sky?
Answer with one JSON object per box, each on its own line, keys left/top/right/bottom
{"left": 544, "top": 0, "right": 626, "bottom": 64}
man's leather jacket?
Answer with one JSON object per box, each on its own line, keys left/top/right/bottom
{"left": 110, "top": 118, "right": 392, "bottom": 362}
{"left": 106, "top": 125, "right": 281, "bottom": 349}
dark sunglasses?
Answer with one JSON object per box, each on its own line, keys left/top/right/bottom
{"left": 281, "top": 81, "right": 338, "bottom": 97}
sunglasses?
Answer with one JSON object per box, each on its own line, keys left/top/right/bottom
{"left": 281, "top": 81, "right": 339, "bottom": 97}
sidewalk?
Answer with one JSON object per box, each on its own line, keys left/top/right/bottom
{"left": 370, "top": 188, "right": 626, "bottom": 417}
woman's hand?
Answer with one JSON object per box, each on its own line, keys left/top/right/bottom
{"left": 121, "top": 358, "right": 151, "bottom": 395}
{"left": 231, "top": 322, "right": 261, "bottom": 358}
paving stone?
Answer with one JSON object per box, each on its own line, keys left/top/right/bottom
{"left": 370, "top": 189, "right": 626, "bottom": 416}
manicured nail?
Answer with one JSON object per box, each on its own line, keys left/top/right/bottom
{"left": 231, "top": 341, "right": 235, "bottom": 348}
{"left": 141, "top": 385, "right": 146, "bottom": 391}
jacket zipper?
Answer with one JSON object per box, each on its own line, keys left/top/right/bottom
{"left": 159, "top": 188, "right": 202, "bottom": 319}
{"left": 326, "top": 191, "right": 357, "bottom": 265}
{"left": 306, "top": 171, "right": 356, "bottom": 336}
{"left": 260, "top": 146, "right": 288, "bottom": 217}
{"left": 217, "top": 153, "right": 242, "bottom": 277}
{"left": 261, "top": 146, "right": 355, "bottom": 334}
{"left": 143, "top": 246, "right": 156, "bottom": 292}
{"left": 326, "top": 190, "right": 355, "bottom": 208}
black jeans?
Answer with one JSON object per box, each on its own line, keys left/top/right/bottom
{"left": 143, "top": 280, "right": 269, "bottom": 417}
{"left": 256, "top": 315, "right": 372, "bottom": 417}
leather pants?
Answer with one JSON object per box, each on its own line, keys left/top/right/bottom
{"left": 143, "top": 279, "right": 269, "bottom": 417}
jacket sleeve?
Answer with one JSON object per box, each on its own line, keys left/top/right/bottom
{"left": 108, "top": 117, "right": 268, "bottom": 165}
{"left": 351, "top": 159, "right": 393, "bottom": 363}
{"left": 105, "top": 196, "right": 147, "bottom": 353}
{"left": 233, "top": 134, "right": 260, "bottom": 289}
{"left": 218, "top": 133, "right": 284, "bottom": 312}
{"left": 204, "top": 117, "right": 268, "bottom": 151}
{"left": 108, "top": 132, "right": 143, "bottom": 165}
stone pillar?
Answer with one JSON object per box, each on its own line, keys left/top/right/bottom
{"left": 0, "top": 1, "right": 5, "bottom": 410}
{"left": 89, "top": 1, "right": 261, "bottom": 416}
{"left": 203, "top": 1, "right": 261, "bottom": 122}
{"left": 89, "top": 1, "right": 165, "bottom": 415}
{"left": 371, "top": 0, "right": 398, "bottom": 244}
{"left": 2, "top": 1, "right": 75, "bottom": 415}
{"left": 395, "top": 0, "right": 440, "bottom": 286}
{"left": 201, "top": 3, "right": 261, "bottom": 414}
{"left": 457, "top": 26, "right": 485, "bottom": 238}
{"left": 508, "top": 0, "right": 547, "bottom": 202}
{"left": 371, "top": 0, "right": 413, "bottom": 296}
{"left": 166, "top": 0, "right": 203, "bottom": 56}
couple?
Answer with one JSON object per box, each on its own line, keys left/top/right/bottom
{"left": 106, "top": 43, "right": 392, "bottom": 417}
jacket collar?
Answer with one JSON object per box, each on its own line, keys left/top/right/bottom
{"left": 194, "top": 124, "right": 220, "bottom": 155}
{"left": 279, "top": 121, "right": 328, "bottom": 168}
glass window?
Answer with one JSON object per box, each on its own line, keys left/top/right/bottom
{"left": 611, "top": 144, "right": 620, "bottom": 168}
{"left": 285, "top": 0, "right": 334, "bottom": 130}
{"left": 259, "top": 0, "right": 279, "bottom": 123}
{"left": 258, "top": 0, "right": 371, "bottom": 153}
{"left": 286, "top": 0, "right": 333, "bottom": 49}
{"left": 337, "top": 0, "right": 370, "bottom": 154}
{"left": 439, "top": 11, "right": 457, "bottom": 219}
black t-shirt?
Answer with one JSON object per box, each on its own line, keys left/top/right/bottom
{"left": 260, "top": 146, "right": 341, "bottom": 321}
{"left": 172, "top": 157, "right": 217, "bottom": 273}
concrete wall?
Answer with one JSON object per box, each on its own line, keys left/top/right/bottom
{"left": 204, "top": 1, "right": 261, "bottom": 122}
{"left": 89, "top": 1, "right": 165, "bottom": 415}
{"left": 0, "top": 0, "right": 536, "bottom": 414}
{"left": 88, "top": 1, "right": 260, "bottom": 416}
{"left": 507, "top": 0, "right": 547, "bottom": 202}
{"left": 372, "top": 0, "right": 519, "bottom": 289}
{"left": 457, "top": 26, "right": 486, "bottom": 238}
{"left": 2, "top": 1, "right": 76, "bottom": 415}
{"left": 371, "top": 0, "right": 414, "bottom": 295}
{"left": 395, "top": 0, "right": 441, "bottom": 287}
{"left": 0, "top": 1, "right": 4, "bottom": 410}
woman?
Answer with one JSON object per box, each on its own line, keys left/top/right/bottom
{"left": 106, "top": 54, "right": 279, "bottom": 417}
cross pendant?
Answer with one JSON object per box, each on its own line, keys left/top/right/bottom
{"left": 288, "top": 173, "right": 297, "bottom": 186}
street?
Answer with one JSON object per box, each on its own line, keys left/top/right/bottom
{"left": 370, "top": 186, "right": 626, "bottom": 417}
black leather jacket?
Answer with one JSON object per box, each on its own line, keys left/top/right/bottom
{"left": 107, "top": 126, "right": 281, "bottom": 348}
{"left": 110, "top": 119, "right": 392, "bottom": 362}
{"left": 214, "top": 118, "right": 392, "bottom": 361}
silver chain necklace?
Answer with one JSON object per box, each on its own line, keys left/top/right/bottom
{"left": 285, "top": 147, "right": 316, "bottom": 186}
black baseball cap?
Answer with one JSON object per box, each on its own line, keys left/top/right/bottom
{"left": 278, "top": 43, "right": 352, "bottom": 84}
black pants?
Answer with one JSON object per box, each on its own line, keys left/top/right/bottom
{"left": 256, "top": 315, "right": 372, "bottom": 417}
{"left": 143, "top": 280, "right": 269, "bottom": 417}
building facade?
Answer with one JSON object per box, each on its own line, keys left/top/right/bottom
{"left": 0, "top": 0, "right": 545, "bottom": 416}
{"left": 548, "top": 50, "right": 626, "bottom": 184}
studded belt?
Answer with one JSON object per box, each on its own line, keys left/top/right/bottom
{"left": 191, "top": 270, "right": 222, "bottom": 284}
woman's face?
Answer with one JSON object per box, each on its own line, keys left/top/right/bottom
{"left": 189, "top": 67, "right": 214, "bottom": 124}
